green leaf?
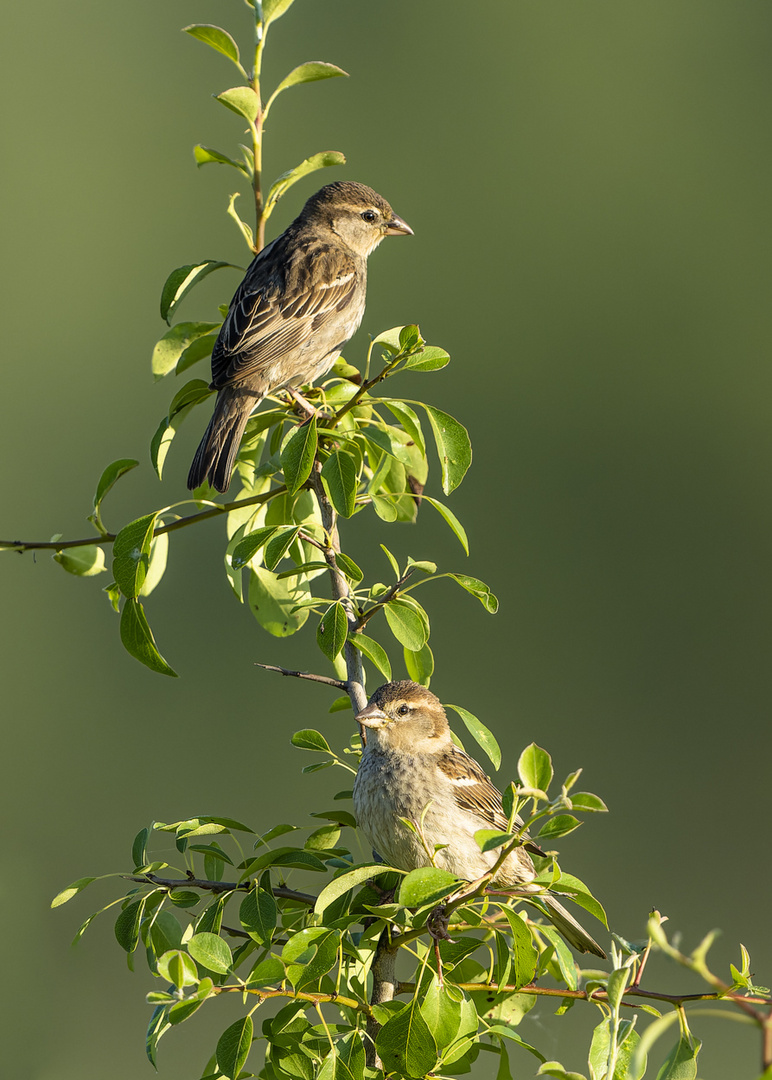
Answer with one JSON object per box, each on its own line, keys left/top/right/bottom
{"left": 92, "top": 458, "right": 139, "bottom": 524}
{"left": 316, "top": 601, "right": 348, "bottom": 660}
{"left": 474, "top": 830, "right": 516, "bottom": 853}
{"left": 216, "top": 85, "right": 260, "bottom": 123}
{"left": 54, "top": 545, "right": 107, "bottom": 577}
{"left": 588, "top": 1017, "right": 644, "bottom": 1080}
{"left": 264, "top": 151, "right": 346, "bottom": 220}
{"left": 139, "top": 532, "right": 169, "bottom": 598}
{"left": 380, "top": 399, "right": 426, "bottom": 455}
{"left": 151, "top": 382, "right": 214, "bottom": 479}
{"left": 352, "top": 631, "right": 392, "bottom": 680}
{"left": 314, "top": 863, "right": 402, "bottom": 916}
{"left": 335, "top": 550, "right": 363, "bottom": 583}
{"left": 114, "top": 896, "right": 148, "bottom": 953}
{"left": 421, "top": 495, "right": 469, "bottom": 554}
{"left": 281, "top": 416, "right": 317, "bottom": 494}
{"left": 498, "top": 907, "right": 538, "bottom": 988}
{"left": 231, "top": 526, "right": 279, "bottom": 569}
{"left": 401, "top": 345, "right": 451, "bottom": 372}
{"left": 404, "top": 642, "right": 434, "bottom": 686}
{"left": 146, "top": 1004, "right": 172, "bottom": 1069}
{"left": 263, "top": 0, "right": 296, "bottom": 27}
{"left": 384, "top": 599, "right": 426, "bottom": 651}
{"left": 194, "top": 144, "right": 251, "bottom": 176}
{"left": 328, "top": 695, "right": 352, "bottom": 713}
{"left": 183, "top": 24, "right": 242, "bottom": 68}
{"left": 654, "top": 1037, "right": 701, "bottom": 1080}
{"left": 267, "top": 62, "right": 348, "bottom": 113}
{"left": 446, "top": 573, "right": 499, "bottom": 613}
{"left": 420, "top": 975, "right": 462, "bottom": 1052}
{"left": 291, "top": 728, "right": 331, "bottom": 752}
{"left": 160, "top": 261, "right": 239, "bottom": 324}
{"left": 158, "top": 949, "right": 199, "bottom": 988}
{"left": 132, "top": 827, "right": 149, "bottom": 869}
{"left": 246, "top": 954, "right": 285, "bottom": 987}
{"left": 570, "top": 792, "right": 609, "bottom": 813}
{"left": 445, "top": 703, "right": 501, "bottom": 770}
{"left": 120, "top": 598, "right": 178, "bottom": 677}
{"left": 537, "top": 1064, "right": 589, "bottom": 1080}
{"left": 187, "top": 932, "right": 232, "bottom": 975}
{"left": 421, "top": 405, "right": 472, "bottom": 495}
{"left": 537, "top": 815, "right": 581, "bottom": 840}
{"left": 264, "top": 526, "right": 301, "bottom": 570}
{"left": 376, "top": 999, "right": 438, "bottom": 1079}
{"left": 321, "top": 450, "right": 359, "bottom": 517}
{"left": 51, "top": 877, "right": 96, "bottom": 908}
{"left": 283, "top": 927, "right": 341, "bottom": 989}
{"left": 398, "top": 867, "right": 459, "bottom": 907}
{"left": 151, "top": 321, "right": 220, "bottom": 380}
{"left": 538, "top": 872, "right": 608, "bottom": 928}
{"left": 216, "top": 1015, "right": 253, "bottom": 1080}
{"left": 518, "top": 743, "right": 553, "bottom": 792}
{"left": 248, "top": 567, "right": 310, "bottom": 636}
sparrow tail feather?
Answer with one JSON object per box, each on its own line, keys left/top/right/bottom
{"left": 536, "top": 894, "right": 607, "bottom": 959}
{"left": 187, "top": 387, "right": 263, "bottom": 493}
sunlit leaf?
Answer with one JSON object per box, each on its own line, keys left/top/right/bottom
{"left": 160, "top": 261, "right": 239, "bottom": 324}
{"left": 421, "top": 404, "right": 472, "bottom": 494}
{"left": 376, "top": 998, "right": 438, "bottom": 1079}
{"left": 445, "top": 703, "right": 501, "bottom": 770}
{"left": 317, "top": 600, "right": 348, "bottom": 660}
{"left": 264, "top": 151, "right": 346, "bottom": 219}
{"left": 384, "top": 599, "right": 426, "bottom": 651}
{"left": 281, "top": 416, "right": 317, "bottom": 494}
{"left": 446, "top": 573, "right": 498, "bottom": 613}
{"left": 183, "top": 24, "right": 242, "bottom": 68}
{"left": 321, "top": 450, "right": 358, "bottom": 517}
{"left": 518, "top": 743, "right": 553, "bottom": 792}
{"left": 216, "top": 85, "right": 260, "bottom": 123}
{"left": 404, "top": 642, "right": 434, "bottom": 686}
{"left": 54, "top": 545, "right": 107, "bottom": 577}
{"left": 352, "top": 631, "right": 392, "bottom": 680}
{"left": 216, "top": 1015, "right": 253, "bottom": 1080}
{"left": 266, "top": 62, "right": 348, "bottom": 115}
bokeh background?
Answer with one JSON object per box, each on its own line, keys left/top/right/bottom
{"left": 2, "top": 1, "right": 771, "bottom": 1076}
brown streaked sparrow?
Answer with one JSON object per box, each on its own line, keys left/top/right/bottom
{"left": 187, "top": 181, "right": 412, "bottom": 493}
{"left": 353, "top": 680, "right": 606, "bottom": 958}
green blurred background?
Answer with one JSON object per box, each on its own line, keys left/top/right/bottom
{"left": 2, "top": 1, "right": 771, "bottom": 1076}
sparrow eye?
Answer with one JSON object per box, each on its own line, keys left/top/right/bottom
{"left": 397, "top": 704, "right": 409, "bottom": 716}
{"left": 361, "top": 209, "right": 378, "bottom": 223}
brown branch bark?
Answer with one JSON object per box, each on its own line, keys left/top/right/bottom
{"left": 255, "top": 663, "right": 347, "bottom": 690}
{"left": 124, "top": 872, "right": 316, "bottom": 907}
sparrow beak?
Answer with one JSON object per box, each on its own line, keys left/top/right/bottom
{"left": 355, "top": 703, "right": 390, "bottom": 727}
{"left": 385, "top": 215, "right": 413, "bottom": 237}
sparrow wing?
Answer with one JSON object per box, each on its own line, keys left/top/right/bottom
{"left": 436, "top": 746, "right": 546, "bottom": 858}
{"left": 211, "top": 236, "right": 360, "bottom": 388}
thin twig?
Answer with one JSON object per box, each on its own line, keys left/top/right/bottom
{"left": 255, "top": 663, "right": 347, "bottom": 690}
{"left": 1, "top": 486, "right": 287, "bottom": 553}
{"left": 123, "top": 872, "right": 316, "bottom": 907}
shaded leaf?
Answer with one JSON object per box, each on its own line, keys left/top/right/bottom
{"left": 281, "top": 416, "right": 317, "bottom": 494}
{"left": 376, "top": 999, "right": 438, "bottom": 1079}
{"left": 120, "top": 598, "right": 178, "bottom": 677}
{"left": 93, "top": 458, "right": 139, "bottom": 519}
{"left": 322, "top": 450, "right": 358, "bottom": 517}
{"left": 248, "top": 567, "right": 310, "bottom": 636}
{"left": 267, "top": 62, "right": 348, "bottom": 111}
{"left": 51, "top": 877, "right": 96, "bottom": 908}
{"left": 317, "top": 601, "right": 348, "bottom": 660}
{"left": 231, "top": 526, "right": 280, "bottom": 569}
{"left": 216, "top": 1015, "right": 253, "bottom": 1080}
{"left": 113, "top": 513, "right": 157, "bottom": 598}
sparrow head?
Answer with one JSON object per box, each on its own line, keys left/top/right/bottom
{"left": 301, "top": 181, "right": 413, "bottom": 257}
{"left": 356, "top": 680, "right": 449, "bottom": 751}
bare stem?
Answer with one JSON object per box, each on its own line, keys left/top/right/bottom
{"left": 2, "top": 486, "right": 287, "bottom": 554}
{"left": 124, "top": 872, "right": 316, "bottom": 907}
{"left": 255, "top": 663, "right": 347, "bottom": 690}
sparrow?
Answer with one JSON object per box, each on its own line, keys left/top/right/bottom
{"left": 187, "top": 181, "right": 413, "bottom": 493}
{"left": 353, "top": 681, "right": 606, "bottom": 959}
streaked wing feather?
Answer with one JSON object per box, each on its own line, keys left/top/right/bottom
{"left": 211, "top": 252, "right": 359, "bottom": 388}
{"left": 437, "top": 746, "right": 546, "bottom": 857}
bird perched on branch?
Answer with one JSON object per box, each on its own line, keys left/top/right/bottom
{"left": 353, "top": 680, "right": 606, "bottom": 958}
{"left": 187, "top": 181, "right": 413, "bottom": 493}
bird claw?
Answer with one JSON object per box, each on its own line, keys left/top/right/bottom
{"left": 427, "top": 904, "right": 456, "bottom": 944}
